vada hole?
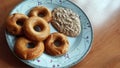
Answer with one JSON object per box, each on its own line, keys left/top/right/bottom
{"left": 27, "top": 43, "right": 35, "bottom": 48}
{"left": 34, "top": 25, "right": 42, "bottom": 32}
{"left": 16, "top": 18, "right": 25, "bottom": 26}
{"left": 54, "top": 39, "right": 62, "bottom": 47}
{"left": 38, "top": 11, "right": 46, "bottom": 17}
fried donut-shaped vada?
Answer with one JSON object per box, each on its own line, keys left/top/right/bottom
{"left": 23, "top": 17, "right": 50, "bottom": 41}
{"left": 6, "top": 13, "right": 28, "bottom": 35}
{"left": 29, "top": 6, "right": 52, "bottom": 22}
{"left": 44, "top": 32, "right": 69, "bottom": 56}
{"left": 14, "top": 37, "right": 44, "bottom": 60}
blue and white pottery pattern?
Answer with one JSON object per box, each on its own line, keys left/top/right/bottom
{"left": 5, "top": 0, "right": 93, "bottom": 68}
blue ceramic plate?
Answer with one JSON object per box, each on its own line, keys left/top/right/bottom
{"left": 5, "top": 0, "right": 93, "bottom": 68}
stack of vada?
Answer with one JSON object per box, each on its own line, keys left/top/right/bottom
{"left": 6, "top": 6, "right": 69, "bottom": 60}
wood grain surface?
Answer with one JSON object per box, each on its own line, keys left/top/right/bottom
{"left": 0, "top": 0, "right": 120, "bottom": 68}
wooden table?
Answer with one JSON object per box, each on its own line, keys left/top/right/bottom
{"left": 0, "top": 0, "right": 120, "bottom": 68}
